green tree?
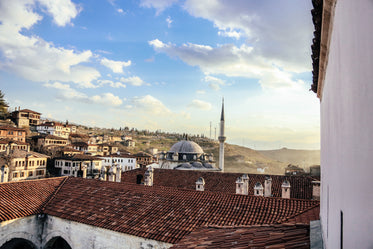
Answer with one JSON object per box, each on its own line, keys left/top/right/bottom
{"left": 0, "top": 90, "right": 9, "bottom": 119}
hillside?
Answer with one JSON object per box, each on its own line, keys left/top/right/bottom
{"left": 257, "top": 148, "right": 320, "bottom": 169}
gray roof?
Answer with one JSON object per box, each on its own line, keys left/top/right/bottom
{"left": 169, "top": 140, "right": 204, "bottom": 154}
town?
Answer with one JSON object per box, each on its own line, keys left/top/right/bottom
{"left": 0, "top": 0, "right": 372, "bottom": 248}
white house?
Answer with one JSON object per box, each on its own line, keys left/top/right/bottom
{"left": 54, "top": 154, "right": 102, "bottom": 179}
{"left": 36, "top": 122, "right": 71, "bottom": 139}
{"left": 100, "top": 154, "right": 137, "bottom": 172}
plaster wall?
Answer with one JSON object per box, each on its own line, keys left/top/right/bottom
{"left": 320, "top": 0, "right": 373, "bottom": 248}
{"left": 43, "top": 215, "right": 172, "bottom": 249}
{"left": 0, "top": 215, "right": 41, "bottom": 248}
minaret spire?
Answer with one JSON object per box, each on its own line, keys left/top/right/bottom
{"left": 218, "top": 98, "right": 226, "bottom": 172}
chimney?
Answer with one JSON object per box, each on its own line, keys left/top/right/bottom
{"left": 254, "top": 182, "right": 264, "bottom": 196}
{"left": 281, "top": 180, "right": 291, "bottom": 199}
{"left": 240, "top": 174, "right": 249, "bottom": 195}
{"left": 144, "top": 166, "right": 154, "bottom": 186}
{"left": 264, "top": 176, "right": 272, "bottom": 197}
{"left": 100, "top": 165, "right": 107, "bottom": 181}
{"left": 108, "top": 166, "right": 115, "bottom": 182}
{"left": 196, "top": 177, "right": 205, "bottom": 191}
{"left": 82, "top": 163, "right": 87, "bottom": 179}
{"left": 235, "top": 177, "right": 243, "bottom": 194}
{"left": 312, "top": 181, "right": 321, "bottom": 200}
{"left": 116, "top": 164, "right": 122, "bottom": 182}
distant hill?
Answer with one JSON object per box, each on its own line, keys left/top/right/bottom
{"left": 257, "top": 148, "right": 320, "bottom": 170}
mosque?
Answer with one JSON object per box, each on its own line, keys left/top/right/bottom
{"left": 158, "top": 100, "right": 226, "bottom": 171}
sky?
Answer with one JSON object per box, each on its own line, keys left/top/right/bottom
{"left": 0, "top": 0, "right": 320, "bottom": 150}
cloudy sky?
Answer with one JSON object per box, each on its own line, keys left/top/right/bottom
{"left": 0, "top": 0, "right": 319, "bottom": 150}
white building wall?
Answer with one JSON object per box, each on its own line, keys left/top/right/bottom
{"left": 0, "top": 215, "right": 172, "bottom": 249}
{"left": 320, "top": 0, "right": 373, "bottom": 248}
{"left": 43, "top": 216, "right": 172, "bottom": 249}
{"left": 0, "top": 215, "right": 41, "bottom": 248}
{"left": 101, "top": 156, "right": 137, "bottom": 171}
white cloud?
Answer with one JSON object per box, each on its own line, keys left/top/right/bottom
{"left": 203, "top": 75, "right": 225, "bottom": 91}
{"left": 149, "top": 39, "right": 303, "bottom": 90}
{"left": 120, "top": 76, "right": 148, "bottom": 86}
{"left": 130, "top": 95, "right": 171, "bottom": 115}
{"left": 139, "top": 0, "right": 179, "bottom": 15}
{"left": 38, "top": 0, "right": 81, "bottom": 27}
{"left": 45, "top": 82, "right": 123, "bottom": 107}
{"left": 44, "top": 82, "right": 87, "bottom": 99}
{"left": 196, "top": 90, "right": 205, "bottom": 95}
{"left": 0, "top": 0, "right": 100, "bottom": 88}
{"left": 117, "top": 8, "right": 124, "bottom": 13}
{"left": 183, "top": 0, "right": 313, "bottom": 73}
{"left": 91, "top": 93, "right": 123, "bottom": 106}
{"left": 188, "top": 99, "right": 212, "bottom": 110}
{"left": 166, "top": 16, "right": 173, "bottom": 28}
{"left": 97, "top": 79, "right": 126, "bottom": 88}
{"left": 100, "top": 58, "right": 131, "bottom": 74}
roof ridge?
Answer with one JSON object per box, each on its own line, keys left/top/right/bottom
{"left": 41, "top": 176, "right": 69, "bottom": 212}
{"left": 0, "top": 176, "right": 66, "bottom": 185}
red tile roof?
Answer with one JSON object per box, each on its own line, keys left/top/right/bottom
{"left": 14, "top": 109, "right": 41, "bottom": 115}
{"left": 43, "top": 177, "right": 319, "bottom": 244}
{"left": 0, "top": 126, "right": 26, "bottom": 132}
{"left": 0, "top": 177, "right": 67, "bottom": 222}
{"left": 170, "top": 224, "right": 311, "bottom": 249}
{"left": 122, "top": 169, "right": 315, "bottom": 199}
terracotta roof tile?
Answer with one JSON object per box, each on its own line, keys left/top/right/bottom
{"left": 122, "top": 169, "right": 314, "bottom": 199}
{"left": 0, "top": 177, "right": 67, "bottom": 222}
{"left": 170, "top": 224, "right": 310, "bottom": 249}
{"left": 43, "top": 177, "right": 319, "bottom": 244}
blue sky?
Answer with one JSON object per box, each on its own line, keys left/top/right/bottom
{"left": 0, "top": 0, "right": 319, "bottom": 150}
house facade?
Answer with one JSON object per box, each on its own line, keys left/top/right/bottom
{"left": 11, "top": 108, "right": 41, "bottom": 128}
{"left": 0, "top": 149, "right": 48, "bottom": 183}
{"left": 0, "top": 126, "right": 26, "bottom": 142}
{"left": 100, "top": 154, "right": 137, "bottom": 172}
{"left": 36, "top": 122, "right": 71, "bottom": 139}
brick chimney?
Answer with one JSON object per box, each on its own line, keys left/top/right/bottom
{"left": 281, "top": 180, "right": 291, "bottom": 199}
{"left": 196, "top": 177, "right": 205, "bottom": 191}
{"left": 254, "top": 182, "right": 264, "bottom": 196}
{"left": 264, "top": 176, "right": 272, "bottom": 197}
{"left": 312, "top": 180, "right": 321, "bottom": 200}
{"left": 144, "top": 166, "right": 154, "bottom": 186}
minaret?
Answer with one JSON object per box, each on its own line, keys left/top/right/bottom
{"left": 218, "top": 98, "right": 226, "bottom": 171}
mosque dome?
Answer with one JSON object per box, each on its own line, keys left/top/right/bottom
{"left": 169, "top": 140, "right": 204, "bottom": 154}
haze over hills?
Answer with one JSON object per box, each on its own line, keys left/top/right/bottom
{"left": 257, "top": 148, "right": 320, "bottom": 168}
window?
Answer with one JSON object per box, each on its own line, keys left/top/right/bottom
{"left": 13, "top": 172, "right": 19, "bottom": 178}
{"left": 20, "top": 172, "right": 25, "bottom": 177}
{"left": 28, "top": 171, "right": 33, "bottom": 177}
{"left": 36, "top": 170, "right": 44, "bottom": 176}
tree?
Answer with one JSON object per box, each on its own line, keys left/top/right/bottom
{"left": 0, "top": 90, "right": 9, "bottom": 119}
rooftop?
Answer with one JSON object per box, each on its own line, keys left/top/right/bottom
{"left": 169, "top": 140, "right": 204, "bottom": 154}
{"left": 122, "top": 168, "right": 316, "bottom": 199}
{"left": 170, "top": 224, "right": 310, "bottom": 249}
{"left": 0, "top": 177, "right": 319, "bottom": 244}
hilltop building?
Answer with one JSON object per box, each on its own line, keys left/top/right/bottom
{"left": 10, "top": 108, "right": 41, "bottom": 128}
{"left": 0, "top": 149, "right": 48, "bottom": 183}
{"left": 0, "top": 126, "right": 26, "bottom": 142}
